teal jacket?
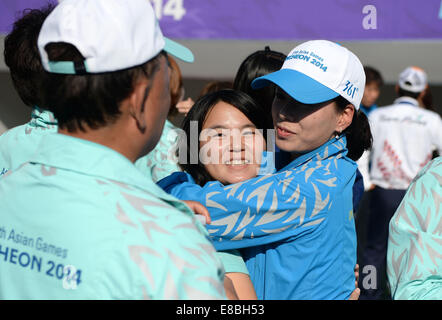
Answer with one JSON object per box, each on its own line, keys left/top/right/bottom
{"left": 0, "top": 133, "right": 226, "bottom": 299}
{"left": 387, "top": 156, "right": 442, "bottom": 300}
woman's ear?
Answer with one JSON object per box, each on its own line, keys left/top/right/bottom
{"left": 336, "top": 104, "right": 355, "bottom": 133}
{"left": 128, "top": 79, "right": 151, "bottom": 134}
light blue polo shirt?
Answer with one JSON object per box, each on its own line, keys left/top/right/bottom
{"left": 0, "top": 108, "right": 57, "bottom": 178}
{"left": 0, "top": 133, "right": 226, "bottom": 299}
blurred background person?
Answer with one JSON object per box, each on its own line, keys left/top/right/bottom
{"left": 173, "top": 80, "right": 234, "bottom": 118}
{"left": 233, "top": 46, "right": 286, "bottom": 131}
{"left": 199, "top": 80, "right": 233, "bottom": 98}
{"left": 360, "top": 66, "right": 384, "bottom": 116}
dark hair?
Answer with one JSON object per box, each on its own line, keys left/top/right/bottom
{"left": 43, "top": 42, "right": 163, "bottom": 132}
{"left": 420, "top": 86, "right": 435, "bottom": 111}
{"left": 233, "top": 46, "right": 286, "bottom": 129}
{"left": 364, "top": 66, "right": 384, "bottom": 87}
{"left": 334, "top": 96, "right": 372, "bottom": 161}
{"left": 4, "top": 4, "right": 55, "bottom": 107}
{"left": 179, "top": 89, "right": 268, "bottom": 186}
{"left": 198, "top": 81, "right": 233, "bottom": 98}
{"left": 397, "top": 85, "right": 421, "bottom": 100}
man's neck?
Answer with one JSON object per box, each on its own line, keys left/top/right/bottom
{"left": 58, "top": 124, "right": 139, "bottom": 162}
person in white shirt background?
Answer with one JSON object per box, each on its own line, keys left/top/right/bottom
{"left": 358, "top": 66, "right": 442, "bottom": 300}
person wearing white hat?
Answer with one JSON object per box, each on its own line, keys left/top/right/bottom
{"left": 0, "top": 0, "right": 226, "bottom": 299}
{"left": 158, "top": 40, "right": 372, "bottom": 299}
{"left": 358, "top": 66, "right": 442, "bottom": 300}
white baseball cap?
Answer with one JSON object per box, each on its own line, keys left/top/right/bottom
{"left": 252, "top": 40, "right": 365, "bottom": 109}
{"left": 398, "top": 66, "right": 427, "bottom": 93}
{"left": 38, "top": 0, "right": 194, "bottom": 74}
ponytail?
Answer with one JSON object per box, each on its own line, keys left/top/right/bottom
{"left": 335, "top": 96, "right": 373, "bottom": 161}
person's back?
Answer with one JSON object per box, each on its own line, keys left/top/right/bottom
{"left": 0, "top": 6, "right": 57, "bottom": 178}
{"left": 0, "top": 0, "right": 225, "bottom": 299}
{"left": 368, "top": 97, "right": 442, "bottom": 190}
{"left": 387, "top": 156, "right": 442, "bottom": 300}
{"left": 0, "top": 135, "right": 224, "bottom": 299}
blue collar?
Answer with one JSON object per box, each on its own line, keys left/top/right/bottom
{"left": 280, "top": 135, "right": 348, "bottom": 172}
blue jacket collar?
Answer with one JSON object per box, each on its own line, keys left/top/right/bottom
{"left": 279, "top": 135, "right": 348, "bottom": 171}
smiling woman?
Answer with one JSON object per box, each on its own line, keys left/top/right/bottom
{"left": 198, "top": 100, "right": 266, "bottom": 185}
{"left": 161, "top": 89, "right": 268, "bottom": 299}
{"left": 179, "top": 89, "right": 268, "bottom": 186}
{"left": 158, "top": 40, "right": 371, "bottom": 300}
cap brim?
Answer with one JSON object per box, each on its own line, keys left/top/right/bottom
{"left": 251, "top": 69, "right": 339, "bottom": 104}
{"left": 164, "top": 37, "right": 194, "bottom": 63}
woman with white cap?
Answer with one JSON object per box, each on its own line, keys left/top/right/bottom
{"left": 160, "top": 40, "right": 372, "bottom": 299}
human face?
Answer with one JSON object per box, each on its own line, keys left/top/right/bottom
{"left": 361, "top": 82, "right": 380, "bottom": 107}
{"left": 140, "top": 54, "right": 171, "bottom": 154}
{"left": 272, "top": 88, "right": 342, "bottom": 154}
{"left": 199, "top": 101, "right": 266, "bottom": 185}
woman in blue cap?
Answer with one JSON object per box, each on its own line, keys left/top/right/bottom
{"left": 159, "top": 40, "right": 372, "bottom": 299}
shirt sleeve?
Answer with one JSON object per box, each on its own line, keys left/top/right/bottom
{"left": 157, "top": 171, "right": 205, "bottom": 200}
{"left": 201, "top": 164, "right": 341, "bottom": 251}
{"left": 387, "top": 158, "right": 442, "bottom": 300}
{"left": 216, "top": 250, "right": 249, "bottom": 275}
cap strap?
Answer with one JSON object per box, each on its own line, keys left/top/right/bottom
{"left": 48, "top": 61, "right": 89, "bottom": 75}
